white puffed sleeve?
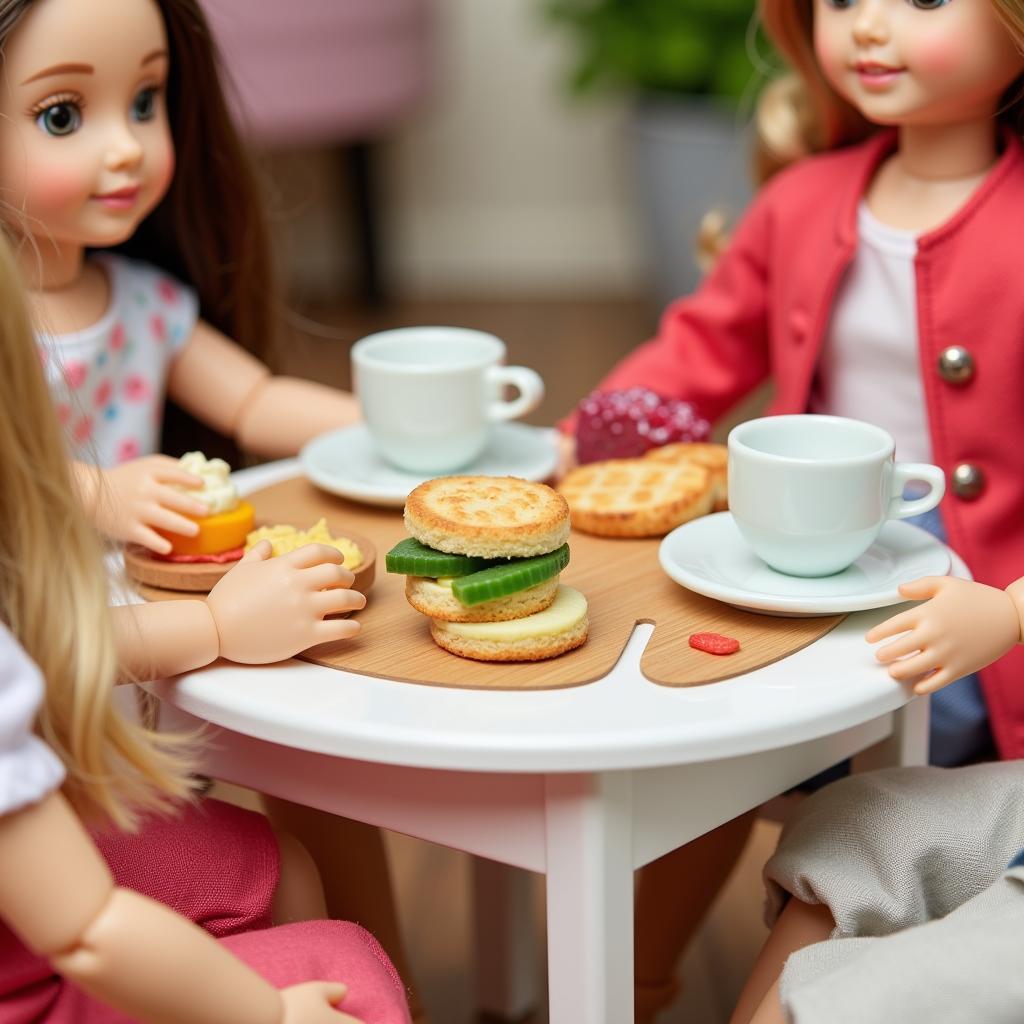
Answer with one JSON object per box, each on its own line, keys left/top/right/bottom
{"left": 0, "top": 623, "right": 65, "bottom": 816}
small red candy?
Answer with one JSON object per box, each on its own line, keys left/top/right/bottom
{"left": 689, "top": 632, "right": 740, "bottom": 656}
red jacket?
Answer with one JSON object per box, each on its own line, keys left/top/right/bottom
{"left": 600, "top": 130, "right": 1024, "bottom": 758}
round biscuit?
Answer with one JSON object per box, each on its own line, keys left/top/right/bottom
{"left": 405, "top": 475, "right": 570, "bottom": 558}
{"left": 405, "top": 575, "right": 559, "bottom": 622}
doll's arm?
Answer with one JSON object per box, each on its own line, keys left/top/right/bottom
{"left": 865, "top": 576, "right": 1024, "bottom": 694}
{"left": 166, "top": 322, "right": 361, "bottom": 458}
{"left": 72, "top": 457, "right": 209, "bottom": 555}
{"left": 115, "top": 542, "right": 365, "bottom": 680}
{"left": 0, "top": 790, "right": 358, "bottom": 1024}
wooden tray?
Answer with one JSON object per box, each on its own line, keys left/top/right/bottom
{"left": 130, "top": 522, "right": 376, "bottom": 602}
{"left": 233, "top": 477, "right": 844, "bottom": 691}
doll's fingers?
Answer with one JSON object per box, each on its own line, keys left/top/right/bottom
{"left": 896, "top": 576, "right": 945, "bottom": 600}
{"left": 153, "top": 467, "right": 205, "bottom": 488}
{"left": 313, "top": 587, "right": 366, "bottom": 616}
{"left": 914, "top": 668, "right": 956, "bottom": 696}
{"left": 132, "top": 525, "right": 173, "bottom": 555}
{"left": 284, "top": 543, "right": 345, "bottom": 569}
{"left": 144, "top": 505, "right": 201, "bottom": 537}
{"left": 887, "top": 650, "right": 940, "bottom": 681}
{"left": 874, "top": 631, "right": 924, "bottom": 664}
{"left": 239, "top": 540, "right": 272, "bottom": 563}
{"left": 300, "top": 561, "right": 356, "bottom": 591}
{"left": 153, "top": 485, "right": 210, "bottom": 517}
{"left": 314, "top": 618, "right": 362, "bottom": 643}
{"left": 865, "top": 609, "right": 918, "bottom": 643}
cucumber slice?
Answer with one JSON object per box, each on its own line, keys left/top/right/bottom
{"left": 385, "top": 537, "right": 494, "bottom": 578}
{"left": 452, "top": 545, "right": 570, "bottom": 606}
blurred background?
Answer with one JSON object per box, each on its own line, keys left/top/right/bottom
{"left": 202, "top": 0, "right": 779, "bottom": 1020}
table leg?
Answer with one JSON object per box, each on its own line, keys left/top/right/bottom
{"left": 544, "top": 772, "right": 634, "bottom": 1024}
{"left": 473, "top": 857, "right": 540, "bottom": 1021}
{"left": 851, "top": 696, "right": 930, "bottom": 773}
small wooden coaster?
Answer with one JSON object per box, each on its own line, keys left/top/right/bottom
{"left": 240, "top": 477, "right": 845, "bottom": 691}
{"left": 130, "top": 523, "right": 376, "bottom": 602}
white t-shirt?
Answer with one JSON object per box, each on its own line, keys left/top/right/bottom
{"left": 38, "top": 254, "right": 199, "bottom": 469}
{"left": 810, "top": 203, "right": 932, "bottom": 464}
{"left": 0, "top": 623, "right": 65, "bottom": 817}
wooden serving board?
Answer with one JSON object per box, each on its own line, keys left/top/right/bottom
{"left": 228, "top": 477, "right": 844, "bottom": 691}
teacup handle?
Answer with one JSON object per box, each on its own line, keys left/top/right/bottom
{"left": 486, "top": 365, "right": 544, "bottom": 422}
{"left": 887, "top": 462, "right": 946, "bottom": 519}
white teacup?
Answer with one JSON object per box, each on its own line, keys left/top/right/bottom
{"left": 728, "top": 415, "right": 945, "bottom": 578}
{"left": 352, "top": 327, "right": 544, "bottom": 474}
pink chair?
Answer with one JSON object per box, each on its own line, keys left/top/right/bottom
{"left": 200, "top": 0, "right": 435, "bottom": 302}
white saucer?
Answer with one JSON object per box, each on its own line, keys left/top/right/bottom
{"left": 659, "top": 513, "right": 952, "bottom": 616}
{"left": 300, "top": 422, "right": 560, "bottom": 507}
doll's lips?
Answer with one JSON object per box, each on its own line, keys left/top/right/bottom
{"left": 853, "top": 61, "right": 906, "bottom": 88}
{"left": 92, "top": 186, "right": 140, "bottom": 210}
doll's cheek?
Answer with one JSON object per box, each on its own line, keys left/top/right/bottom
{"left": 24, "top": 166, "right": 89, "bottom": 212}
{"left": 911, "top": 36, "right": 964, "bottom": 78}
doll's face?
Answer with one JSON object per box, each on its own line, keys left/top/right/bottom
{"left": 814, "top": 0, "right": 1024, "bottom": 128}
{"left": 0, "top": 0, "right": 175, "bottom": 249}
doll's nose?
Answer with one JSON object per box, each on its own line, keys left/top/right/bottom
{"left": 852, "top": 0, "right": 890, "bottom": 45}
{"left": 104, "top": 123, "right": 144, "bottom": 171}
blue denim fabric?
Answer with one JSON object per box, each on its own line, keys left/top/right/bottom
{"left": 1008, "top": 848, "right": 1024, "bottom": 870}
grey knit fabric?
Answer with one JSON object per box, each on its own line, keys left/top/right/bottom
{"left": 762, "top": 763, "right": 1024, "bottom": 1023}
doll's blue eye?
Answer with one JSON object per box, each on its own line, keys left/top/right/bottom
{"left": 909, "top": 0, "right": 951, "bottom": 8}
{"left": 823, "top": 0, "right": 857, "bottom": 8}
{"left": 36, "top": 102, "right": 81, "bottom": 137}
{"left": 131, "top": 87, "right": 158, "bottom": 122}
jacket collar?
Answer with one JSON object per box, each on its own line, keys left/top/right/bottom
{"left": 834, "top": 128, "right": 1024, "bottom": 252}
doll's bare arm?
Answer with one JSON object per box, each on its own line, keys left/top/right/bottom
{"left": 72, "top": 457, "right": 209, "bottom": 555}
{"left": 166, "top": 321, "right": 361, "bottom": 458}
{"left": 865, "top": 576, "right": 1024, "bottom": 694}
{"left": 115, "top": 542, "right": 365, "bottom": 680}
{"left": 0, "top": 791, "right": 359, "bottom": 1024}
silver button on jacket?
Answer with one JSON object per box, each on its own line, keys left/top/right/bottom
{"left": 952, "top": 462, "right": 985, "bottom": 500}
{"left": 937, "top": 346, "right": 975, "bottom": 385}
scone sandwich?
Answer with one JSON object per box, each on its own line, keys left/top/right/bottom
{"left": 386, "top": 476, "right": 588, "bottom": 661}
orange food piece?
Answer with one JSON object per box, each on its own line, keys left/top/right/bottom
{"left": 158, "top": 500, "right": 255, "bottom": 556}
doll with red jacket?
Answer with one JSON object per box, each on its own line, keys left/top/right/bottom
{"left": 0, "top": 1, "right": 425, "bottom": 1020}
{"left": 560, "top": 0, "right": 1024, "bottom": 1018}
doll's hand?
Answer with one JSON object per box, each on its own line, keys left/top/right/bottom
{"left": 75, "top": 455, "right": 209, "bottom": 555}
{"left": 865, "top": 576, "right": 1021, "bottom": 694}
{"left": 280, "top": 981, "right": 362, "bottom": 1023}
{"left": 206, "top": 542, "right": 365, "bottom": 664}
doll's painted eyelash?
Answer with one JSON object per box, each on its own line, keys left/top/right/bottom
{"left": 29, "top": 93, "right": 84, "bottom": 137}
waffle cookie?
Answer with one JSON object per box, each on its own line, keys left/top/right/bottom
{"left": 644, "top": 442, "right": 729, "bottom": 511}
{"left": 557, "top": 458, "right": 713, "bottom": 538}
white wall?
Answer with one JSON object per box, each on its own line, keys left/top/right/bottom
{"left": 388, "top": 0, "right": 646, "bottom": 297}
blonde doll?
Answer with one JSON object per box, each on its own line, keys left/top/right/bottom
{"left": 0, "top": 2, "right": 424, "bottom": 1017}
{"left": 562, "top": 0, "right": 1024, "bottom": 1018}
{"left": 0, "top": 230, "right": 412, "bottom": 1023}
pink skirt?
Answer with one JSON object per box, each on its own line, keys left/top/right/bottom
{"left": 0, "top": 798, "right": 411, "bottom": 1023}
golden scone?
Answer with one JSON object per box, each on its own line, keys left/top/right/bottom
{"left": 558, "top": 459, "right": 713, "bottom": 537}
{"left": 406, "top": 575, "right": 559, "bottom": 622}
{"left": 429, "top": 585, "right": 588, "bottom": 661}
{"left": 405, "top": 476, "right": 570, "bottom": 558}
{"left": 644, "top": 442, "right": 729, "bottom": 511}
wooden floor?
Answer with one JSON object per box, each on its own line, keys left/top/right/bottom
{"left": 252, "top": 294, "right": 776, "bottom": 1024}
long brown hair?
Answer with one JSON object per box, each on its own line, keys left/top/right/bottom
{"left": 0, "top": 231, "right": 195, "bottom": 830}
{"left": 0, "top": 0, "right": 275, "bottom": 456}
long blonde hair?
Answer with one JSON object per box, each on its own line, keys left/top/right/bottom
{"left": 755, "top": 0, "right": 1024, "bottom": 184}
{"left": 0, "top": 237, "right": 194, "bottom": 830}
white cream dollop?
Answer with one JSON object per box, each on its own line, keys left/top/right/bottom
{"left": 177, "top": 451, "right": 239, "bottom": 515}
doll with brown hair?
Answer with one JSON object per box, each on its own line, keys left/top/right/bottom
{"left": 0, "top": 1, "right": 425, "bottom": 1019}
{"left": 557, "top": 0, "right": 1024, "bottom": 1018}
{"left": 0, "top": 227, "right": 412, "bottom": 1022}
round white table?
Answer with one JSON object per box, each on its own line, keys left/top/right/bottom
{"left": 146, "top": 459, "right": 936, "bottom": 1024}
